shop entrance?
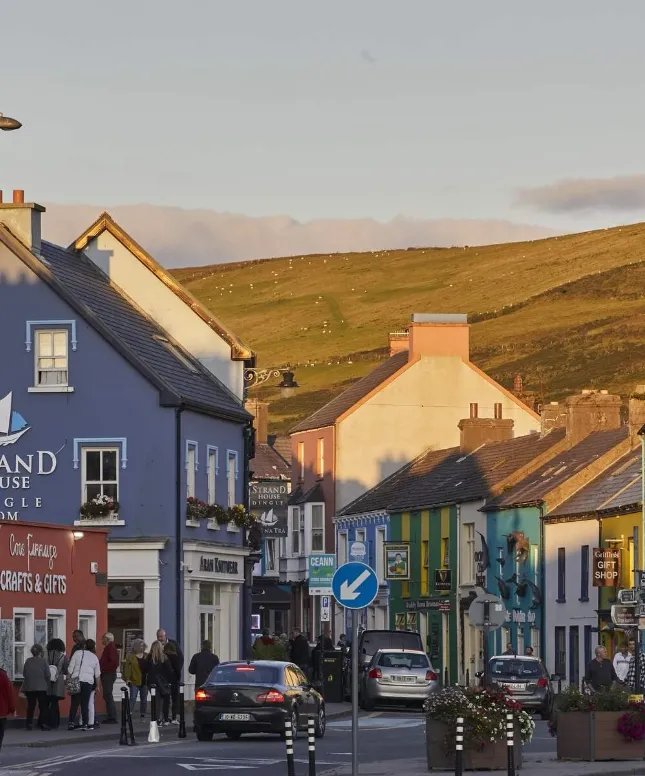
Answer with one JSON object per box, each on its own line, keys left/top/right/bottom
{"left": 107, "top": 580, "right": 144, "bottom": 672}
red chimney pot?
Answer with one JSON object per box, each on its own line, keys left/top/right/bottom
{"left": 13, "top": 189, "right": 24, "bottom": 204}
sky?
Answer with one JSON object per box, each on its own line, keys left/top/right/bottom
{"left": 2, "top": 1, "right": 645, "bottom": 234}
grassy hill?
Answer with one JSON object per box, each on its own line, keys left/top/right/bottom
{"left": 172, "top": 223, "right": 645, "bottom": 433}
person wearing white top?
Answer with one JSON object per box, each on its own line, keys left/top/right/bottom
{"left": 66, "top": 646, "right": 101, "bottom": 730}
{"left": 613, "top": 643, "right": 633, "bottom": 683}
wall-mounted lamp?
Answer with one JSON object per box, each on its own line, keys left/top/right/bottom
{"left": 73, "top": 531, "right": 84, "bottom": 540}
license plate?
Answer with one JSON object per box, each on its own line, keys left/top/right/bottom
{"left": 393, "top": 675, "right": 416, "bottom": 683}
{"left": 220, "top": 713, "right": 252, "bottom": 721}
{"left": 507, "top": 683, "right": 526, "bottom": 691}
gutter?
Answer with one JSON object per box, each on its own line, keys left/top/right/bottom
{"left": 539, "top": 502, "right": 546, "bottom": 670}
{"left": 175, "top": 404, "right": 185, "bottom": 644}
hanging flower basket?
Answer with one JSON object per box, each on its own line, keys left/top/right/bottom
{"left": 228, "top": 504, "right": 259, "bottom": 529}
{"left": 80, "top": 494, "right": 120, "bottom": 519}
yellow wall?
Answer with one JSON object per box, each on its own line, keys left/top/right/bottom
{"left": 600, "top": 510, "right": 642, "bottom": 589}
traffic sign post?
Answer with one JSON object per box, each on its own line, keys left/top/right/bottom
{"left": 467, "top": 593, "right": 507, "bottom": 687}
{"left": 331, "top": 562, "right": 379, "bottom": 776}
{"left": 320, "top": 595, "right": 331, "bottom": 622}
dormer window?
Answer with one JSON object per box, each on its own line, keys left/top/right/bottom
{"left": 36, "top": 330, "right": 68, "bottom": 387}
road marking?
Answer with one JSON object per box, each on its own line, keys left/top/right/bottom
{"left": 2, "top": 740, "right": 183, "bottom": 770}
{"left": 327, "top": 716, "right": 424, "bottom": 731}
{"left": 179, "top": 759, "right": 344, "bottom": 770}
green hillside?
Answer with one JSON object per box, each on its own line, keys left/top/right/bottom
{"left": 172, "top": 223, "right": 645, "bottom": 433}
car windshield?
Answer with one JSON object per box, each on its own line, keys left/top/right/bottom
{"left": 208, "top": 665, "right": 281, "bottom": 684}
{"left": 378, "top": 652, "right": 430, "bottom": 669}
{"left": 490, "top": 659, "right": 543, "bottom": 678}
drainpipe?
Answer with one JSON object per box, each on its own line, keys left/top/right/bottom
{"left": 455, "top": 503, "right": 461, "bottom": 685}
{"left": 175, "top": 405, "right": 185, "bottom": 646}
{"left": 539, "top": 503, "right": 546, "bottom": 667}
{"left": 242, "top": 420, "right": 255, "bottom": 660}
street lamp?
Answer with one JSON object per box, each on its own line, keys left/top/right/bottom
{"left": 243, "top": 366, "right": 299, "bottom": 398}
{"left": 0, "top": 113, "right": 22, "bottom": 131}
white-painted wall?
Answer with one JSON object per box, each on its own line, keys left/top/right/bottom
{"left": 459, "top": 501, "right": 487, "bottom": 683}
{"left": 83, "top": 232, "right": 244, "bottom": 398}
{"left": 335, "top": 356, "right": 540, "bottom": 510}
{"left": 544, "top": 520, "right": 598, "bottom": 686}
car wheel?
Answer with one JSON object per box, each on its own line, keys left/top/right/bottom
{"left": 314, "top": 705, "right": 326, "bottom": 738}
{"left": 359, "top": 694, "right": 374, "bottom": 712}
{"left": 196, "top": 729, "right": 214, "bottom": 742}
{"left": 225, "top": 732, "right": 242, "bottom": 740}
{"left": 280, "top": 708, "right": 299, "bottom": 741}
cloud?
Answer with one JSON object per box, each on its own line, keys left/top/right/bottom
{"left": 516, "top": 175, "right": 645, "bottom": 214}
{"left": 360, "top": 49, "right": 376, "bottom": 64}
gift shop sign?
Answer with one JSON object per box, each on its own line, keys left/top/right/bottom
{"left": 0, "top": 532, "right": 67, "bottom": 594}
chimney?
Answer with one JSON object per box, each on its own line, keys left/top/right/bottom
{"left": 513, "top": 374, "right": 523, "bottom": 395}
{"left": 540, "top": 402, "right": 566, "bottom": 437}
{"left": 245, "top": 398, "right": 269, "bottom": 444}
{"left": 388, "top": 330, "right": 409, "bottom": 357}
{"left": 564, "top": 390, "right": 622, "bottom": 447}
{"left": 629, "top": 385, "right": 645, "bottom": 440}
{"left": 407, "top": 313, "right": 469, "bottom": 362}
{"left": 0, "top": 189, "right": 45, "bottom": 254}
{"left": 458, "top": 404, "right": 514, "bottom": 453}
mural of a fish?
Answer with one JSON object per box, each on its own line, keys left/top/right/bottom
{"left": 476, "top": 531, "right": 490, "bottom": 570}
{"left": 526, "top": 579, "right": 542, "bottom": 609}
{"left": 496, "top": 576, "right": 510, "bottom": 600}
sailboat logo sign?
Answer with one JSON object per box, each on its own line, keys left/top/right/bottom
{"left": 0, "top": 392, "right": 30, "bottom": 447}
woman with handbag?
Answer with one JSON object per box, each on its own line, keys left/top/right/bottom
{"left": 45, "top": 638, "right": 68, "bottom": 730}
{"left": 66, "top": 641, "right": 100, "bottom": 731}
{"left": 145, "top": 641, "right": 175, "bottom": 725}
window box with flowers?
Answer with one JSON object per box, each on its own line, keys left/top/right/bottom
{"left": 425, "top": 686, "right": 533, "bottom": 770}
{"left": 185, "top": 499, "right": 260, "bottom": 533}
{"left": 76, "top": 495, "right": 123, "bottom": 526}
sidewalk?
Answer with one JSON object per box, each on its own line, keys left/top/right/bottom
{"left": 2, "top": 701, "right": 352, "bottom": 749}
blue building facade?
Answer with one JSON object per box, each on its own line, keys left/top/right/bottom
{"left": 0, "top": 200, "right": 253, "bottom": 694}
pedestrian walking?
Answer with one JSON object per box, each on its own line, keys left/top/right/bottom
{"left": 67, "top": 641, "right": 101, "bottom": 731}
{"left": 85, "top": 640, "right": 100, "bottom": 730}
{"left": 45, "top": 638, "right": 68, "bottom": 729}
{"left": 156, "top": 629, "right": 184, "bottom": 671}
{"left": 289, "top": 628, "right": 311, "bottom": 676}
{"left": 188, "top": 640, "right": 219, "bottom": 691}
{"left": 70, "top": 630, "right": 85, "bottom": 657}
{"left": 99, "top": 633, "right": 118, "bottom": 724}
{"left": 146, "top": 641, "right": 175, "bottom": 726}
{"left": 0, "top": 663, "right": 15, "bottom": 752}
{"left": 124, "top": 639, "right": 148, "bottom": 721}
{"left": 21, "top": 644, "right": 50, "bottom": 731}
{"left": 613, "top": 643, "right": 633, "bottom": 683}
{"left": 164, "top": 640, "right": 182, "bottom": 724}
{"left": 584, "top": 646, "right": 619, "bottom": 692}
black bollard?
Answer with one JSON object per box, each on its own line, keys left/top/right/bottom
{"left": 178, "top": 685, "right": 187, "bottom": 738}
{"left": 444, "top": 666, "right": 449, "bottom": 687}
{"left": 284, "top": 717, "right": 296, "bottom": 776}
{"left": 119, "top": 687, "right": 129, "bottom": 745}
{"left": 506, "top": 712, "right": 515, "bottom": 776}
{"left": 308, "top": 716, "right": 316, "bottom": 776}
{"left": 455, "top": 716, "right": 464, "bottom": 776}
{"left": 125, "top": 686, "right": 137, "bottom": 745}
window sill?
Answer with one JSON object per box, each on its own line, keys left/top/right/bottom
{"left": 578, "top": 597, "right": 589, "bottom": 602}
{"left": 186, "top": 519, "right": 200, "bottom": 528}
{"left": 28, "top": 386, "right": 74, "bottom": 394}
{"left": 556, "top": 598, "right": 566, "bottom": 604}
{"left": 227, "top": 522, "right": 240, "bottom": 532}
{"left": 75, "top": 518, "right": 125, "bottom": 527}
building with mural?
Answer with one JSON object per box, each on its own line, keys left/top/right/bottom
{"left": 0, "top": 192, "right": 254, "bottom": 695}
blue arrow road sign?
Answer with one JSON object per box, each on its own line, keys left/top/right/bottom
{"left": 332, "top": 561, "right": 379, "bottom": 610}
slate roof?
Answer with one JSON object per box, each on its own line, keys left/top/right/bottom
{"left": 250, "top": 442, "right": 291, "bottom": 480}
{"left": 290, "top": 351, "right": 410, "bottom": 433}
{"left": 338, "top": 428, "right": 566, "bottom": 517}
{"left": 482, "top": 426, "right": 629, "bottom": 511}
{"left": 34, "top": 238, "right": 249, "bottom": 422}
{"left": 269, "top": 435, "right": 292, "bottom": 466}
{"left": 548, "top": 448, "right": 641, "bottom": 517}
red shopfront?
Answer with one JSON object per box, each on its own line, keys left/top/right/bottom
{"left": 0, "top": 521, "right": 108, "bottom": 714}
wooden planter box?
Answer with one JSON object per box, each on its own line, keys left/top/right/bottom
{"left": 557, "top": 711, "right": 645, "bottom": 761}
{"left": 426, "top": 719, "right": 522, "bottom": 771}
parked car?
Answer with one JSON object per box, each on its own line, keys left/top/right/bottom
{"left": 193, "top": 660, "right": 326, "bottom": 741}
{"left": 486, "top": 655, "right": 553, "bottom": 720}
{"left": 359, "top": 648, "right": 439, "bottom": 710}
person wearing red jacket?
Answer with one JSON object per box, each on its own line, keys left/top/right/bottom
{"left": 0, "top": 665, "right": 16, "bottom": 750}
{"left": 99, "top": 633, "right": 119, "bottom": 723}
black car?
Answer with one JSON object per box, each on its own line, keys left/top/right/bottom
{"left": 193, "top": 660, "right": 326, "bottom": 741}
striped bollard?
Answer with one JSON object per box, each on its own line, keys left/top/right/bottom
{"left": 178, "top": 686, "right": 187, "bottom": 739}
{"left": 308, "top": 716, "right": 316, "bottom": 776}
{"left": 506, "top": 712, "right": 515, "bottom": 776}
{"left": 455, "top": 716, "right": 464, "bottom": 776}
{"left": 284, "top": 717, "right": 296, "bottom": 776}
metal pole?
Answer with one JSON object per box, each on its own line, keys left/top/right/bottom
{"left": 455, "top": 716, "right": 464, "bottom": 776}
{"left": 506, "top": 712, "right": 515, "bottom": 776}
{"left": 308, "top": 715, "right": 316, "bottom": 776}
{"left": 284, "top": 718, "right": 296, "bottom": 776}
{"left": 178, "top": 685, "right": 187, "bottom": 738}
{"left": 483, "top": 624, "right": 490, "bottom": 687}
{"left": 119, "top": 686, "right": 128, "bottom": 745}
{"left": 351, "top": 608, "right": 359, "bottom": 776}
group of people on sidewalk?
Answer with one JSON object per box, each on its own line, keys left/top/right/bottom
{"left": 584, "top": 641, "right": 645, "bottom": 692}
{"left": 252, "top": 627, "right": 345, "bottom": 684}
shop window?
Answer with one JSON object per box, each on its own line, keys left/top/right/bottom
{"left": 82, "top": 448, "right": 119, "bottom": 503}
{"left": 35, "top": 329, "right": 69, "bottom": 387}
{"left": 265, "top": 539, "right": 277, "bottom": 572}
{"left": 200, "top": 612, "right": 215, "bottom": 646}
{"left": 580, "top": 545, "right": 589, "bottom": 601}
{"left": 199, "top": 582, "right": 219, "bottom": 606}
{"left": 554, "top": 626, "right": 566, "bottom": 679}
{"left": 78, "top": 611, "right": 97, "bottom": 642}
{"left": 186, "top": 442, "right": 198, "bottom": 499}
{"left": 227, "top": 450, "right": 238, "bottom": 507}
{"left": 337, "top": 532, "right": 348, "bottom": 566}
{"left": 557, "top": 548, "right": 566, "bottom": 602}
{"left": 46, "top": 611, "right": 65, "bottom": 643}
{"left": 311, "top": 504, "right": 324, "bottom": 552}
{"left": 13, "top": 610, "right": 34, "bottom": 679}
{"left": 207, "top": 446, "right": 218, "bottom": 503}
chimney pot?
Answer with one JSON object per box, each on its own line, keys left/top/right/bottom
{"left": 494, "top": 402, "right": 503, "bottom": 419}
{"left": 0, "top": 191, "right": 3, "bottom": 204}
{"left": 470, "top": 403, "right": 478, "bottom": 419}
{"left": 458, "top": 414, "right": 514, "bottom": 452}
{"left": 12, "top": 189, "right": 24, "bottom": 204}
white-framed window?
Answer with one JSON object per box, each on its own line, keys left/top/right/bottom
{"left": 13, "top": 608, "right": 34, "bottom": 679}
{"left": 186, "top": 442, "right": 197, "bottom": 499}
{"left": 265, "top": 539, "right": 277, "bottom": 572}
{"left": 291, "top": 507, "right": 300, "bottom": 554}
{"left": 46, "top": 610, "right": 66, "bottom": 644}
{"left": 338, "top": 531, "right": 348, "bottom": 566}
{"left": 531, "top": 627, "right": 540, "bottom": 660}
{"left": 355, "top": 528, "right": 366, "bottom": 544}
{"left": 531, "top": 546, "right": 539, "bottom": 587}
{"left": 297, "top": 442, "right": 305, "bottom": 481}
{"left": 310, "top": 504, "right": 325, "bottom": 553}
{"left": 461, "top": 523, "right": 476, "bottom": 585}
{"left": 35, "top": 329, "right": 68, "bottom": 387}
{"left": 77, "top": 610, "right": 97, "bottom": 642}
{"left": 227, "top": 450, "right": 238, "bottom": 507}
{"left": 207, "top": 446, "right": 218, "bottom": 504}
{"left": 82, "top": 448, "right": 119, "bottom": 503}
{"left": 376, "top": 527, "right": 386, "bottom": 583}
{"left": 316, "top": 438, "right": 325, "bottom": 479}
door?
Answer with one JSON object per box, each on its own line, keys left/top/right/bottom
{"left": 569, "top": 627, "right": 579, "bottom": 688}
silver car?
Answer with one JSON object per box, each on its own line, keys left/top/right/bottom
{"left": 359, "top": 649, "right": 439, "bottom": 710}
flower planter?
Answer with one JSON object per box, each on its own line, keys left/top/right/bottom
{"left": 557, "top": 711, "right": 645, "bottom": 761}
{"left": 426, "top": 719, "right": 523, "bottom": 771}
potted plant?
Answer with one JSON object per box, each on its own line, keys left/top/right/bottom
{"left": 425, "top": 685, "right": 533, "bottom": 770}
{"left": 207, "top": 503, "right": 230, "bottom": 527}
{"left": 550, "top": 684, "right": 642, "bottom": 761}
{"left": 228, "top": 504, "right": 259, "bottom": 529}
{"left": 79, "top": 494, "right": 120, "bottom": 520}
{"left": 185, "top": 497, "right": 210, "bottom": 522}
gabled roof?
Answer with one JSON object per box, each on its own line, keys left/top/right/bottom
{"left": 72, "top": 212, "right": 253, "bottom": 361}
{"left": 269, "top": 435, "right": 292, "bottom": 467}
{"left": 250, "top": 442, "right": 291, "bottom": 480}
{"left": 0, "top": 224, "right": 249, "bottom": 423}
{"left": 338, "top": 428, "right": 566, "bottom": 517}
{"left": 482, "top": 426, "right": 629, "bottom": 511}
{"left": 548, "top": 449, "right": 641, "bottom": 518}
{"left": 290, "top": 350, "right": 411, "bottom": 433}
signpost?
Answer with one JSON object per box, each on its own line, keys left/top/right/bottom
{"left": 332, "top": 562, "right": 379, "bottom": 776}
{"left": 320, "top": 595, "right": 331, "bottom": 622}
{"left": 611, "top": 604, "right": 638, "bottom": 627}
{"left": 618, "top": 589, "right": 638, "bottom": 605}
{"left": 467, "top": 593, "right": 507, "bottom": 686}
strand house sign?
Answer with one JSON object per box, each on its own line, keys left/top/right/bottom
{"left": 0, "top": 393, "right": 59, "bottom": 520}
{"left": 593, "top": 547, "right": 621, "bottom": 587}
{"left": 200, "top": 556, "right": 239, "bottom": 574}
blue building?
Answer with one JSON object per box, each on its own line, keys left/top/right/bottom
{"left": 0, "top": 194, "right": 254, "bottom": 693}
